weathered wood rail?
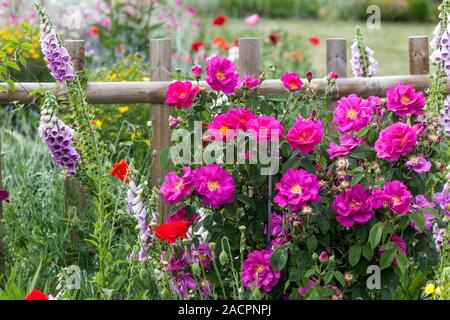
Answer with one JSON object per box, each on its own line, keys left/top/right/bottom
{"left": 0, "top": 35, "right": 437, "bottom": 223}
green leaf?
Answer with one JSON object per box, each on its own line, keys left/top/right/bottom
{"left": 349, "top": 244, "right": 362, "bottom": 266}
{"left": 21, "top": 42, "right": 33, "bottom": 51}
{"left": 380, "top": 249, "right": 396, "bottom": 270}
{"left": 236, "top": 194, "right": 255, "bottom": 208}
{"left": 410, "top": 211, "right": 425, "bottom": 232}
{"left": 306, "top": 235, "right": 318, "bottom": 252}
{"left": 5, "top": 61, "right": 20, "bottom": 71}
{"left": 350, "top": 173, "right": 364, "bottom": 186}
{"left": 361, "top": 243, "right": 373, "bottom": 261}
{"left": 396, "top": 253, "right": 409, "bottom": 274}
{"left": 5, "top": 79, "right": 15, "bottom": 93}
{"left": 349, "top": 145, "right": 375, "bottom": 160}
{"left": 270, "top": 246, "right": 288, "bottom": 272}
{"left": 368, "top": 222, "right": 383, "bottom": 249}
{"left": 334, "top": 271, "right": 345, "bottom": 287}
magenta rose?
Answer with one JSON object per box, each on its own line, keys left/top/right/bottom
{"left": 286, "top": 117, "right": 323, "bottom": 154}
{"left": 241, "top": 250, "right": 280, "bottom": 293}
{"left": 160, "top": 167, "right": 194, "bottom": 204}
{"left": 164, "top": 80, "right": 200, "bottom": 110}
{"left": 280, "top": 72, "right": 303, "bottom": 91}
{"left": 333, "top": 94, "right": 374, "bottom": 133}
{"left": 382, "top": 180, "right": 411, "bottom": 215}
{"left": 246, "top": 116, "right": 284, "bottom": 144}
{"left": 386, "top": 83, "right": 425, "bottom": 117}
{"left": 327, "top": 135, "right": 365, "bottom": 159}
{"left": 332, "top": 184, "right": 374, "bottom": 228}
{"left": 274, "top": 169, "right": 320, "bottom": 211}
{"left": 374, "top": 123, "right": 417, "bottom": 162}
{"left": 194, "top": 164, "right": 235, "bottom": 209}
{"left": 205, "top": 55, "right": 239, "bottom": 94}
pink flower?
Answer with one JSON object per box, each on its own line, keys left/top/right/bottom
{"left": 205, "top": 55, "right": 239, "bottom": 94}
{"left": 333, "top": 94, "right": 373, "bottom": 133}
{"left": 405, "top": 156, "right": 432, "bottom": 174}
{"left": 382, "top": 181, "right": 411, "bottom": 215}
{"left": 194, "top": 164, "right": 235, "bottom": 209}
{"left": 378, "top": 235, "right": 407, "bottom": 265}
{"left": 160, "top": 167, "right": 194, "bottom": 204}
{"left": 241, "top": 250, "right": 280, "bottom": 292}
{"left": 166, "top": 208, "right": 199, "bottom": 227}
{"left": 239, "top": 74, "right": 260, "bottom": 89}
{"left": 332, "top": 184, "right": 374, "bottom": 228}
{"left": 169, "top": 117, "right": 180, "bottom": 128}
{"left": 280, "top": 72, "right": 303, "bottom": 92}
{"left": 266, "top": 213, "right": 288, "bottom": 238}
{"left": 286, "top": 117, "right": 323, "bottom": 154}
{"left": 326, "top": 135, "right": 365, "bottom": 159}
{"left": 165, "top": 81, "right": 200, "bottom": 110}
{"left": 274, "top": 169, "right": 320, "bottom": 211}
{"left": 245, "top": 14, "right": 260, "bottom": 27}
{"left": 375, "top": 123, "right": 417, "bottom": 162}
{"left": 434, "top": 189, "right": 450, "bottom": 217}
{"left": 246, "top": 116, "right": 284, "bottom": 144}
{"left": 207, "top": 111, "right": 243, "bottom": 140}
{"left": 319, "top": 251, "right": 329, "bottom": 262}
{"left": 192, "top": 65, "right": 202, "bottom": 78}
{"left": 298, "top": 279, "right": 317, "bottom": 297}
{"left": 227, "top": 108, "right": 256, "bottom": 130}
{"left": 328, "top": 72, "right": 338, "bottom": 79}
{"left": 410, "top": 195, "right": 435, "bottom": 232}
{"left": 386, "top": 83, "right": 425, "bottom": 117}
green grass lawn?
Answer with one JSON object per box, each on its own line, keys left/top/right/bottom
{"left": 229, "top": 18, "right": 435, "bottom": 77}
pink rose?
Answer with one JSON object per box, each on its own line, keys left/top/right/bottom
{"left": 386, "top": 83, "right": 425, "bottom": 117}
{"left": 375, "top": 123, "right": 417, "bottom": 162}
{"left": 280, "top": 72, "right": 303, "bottom": 92}
{"left": 327, "top": 135, "right": 365, "bottom": 159}
{"left": 286, "top": 117, "right": 323, "bottom": 154}
{"left": 333, "top": 94, "right": 373, "bottom": 133}
{"left": 165, "top": 81, "right": 200, "bottom": 110}
{"left": 332, "top": 184, "right": 374, "bottom": 228}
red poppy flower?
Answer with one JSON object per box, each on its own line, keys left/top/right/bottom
{"left": 24, "top": 289, "right": 49, "bottom": 300}
{"left": 191, "top": 41, "right": 205, "bottom": 52}
{"left": 309, "top": 37, "right": 320, "bottom": 46}
{"left": 269, "top": 33, "right": 281, "bottom": 46}
{"left": 211, "top": 36, "right": 228, "bottom": 52}
{"left": 213, "top": 15, "right": 227, "bottom": 26}
{"left": 154, "top": 221, "right": 188, "bottom": 244}
{"left": 90, "top": 27, "right": 99, "bottom": 36}
{"left": 111, "top": 159, "right": 129, "bottom": 183}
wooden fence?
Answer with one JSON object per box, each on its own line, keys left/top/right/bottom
{"left": 0, "top": 35, "right": 441, "bottom": 211}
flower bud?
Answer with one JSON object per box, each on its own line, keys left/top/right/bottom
{"left": 209, "top": 242, "right": 216, "bottom": 251}
{"left": 219, "top": 251, "right": 228, "bottom": 265}
{"left": 238, "top": 225, "right": 246, "bottom": 232}
{"left": 147, "top": 121, "right": 153, "bottom": 128}
{"left": 312, "top": 253, "right": 318, "bottom": 261}
{"left": 191, "top": 263, "right": 201, "bottom": 276}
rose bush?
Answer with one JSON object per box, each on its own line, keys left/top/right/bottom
{"left": 150, "top": 47, "right": 450, "bottom": 299}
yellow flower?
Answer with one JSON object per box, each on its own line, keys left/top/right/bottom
{"left": 108, "top": 73, "right": 117, "bottom": 81}
{"left": 6, "top": 47, "right": 14, "bottom": 54}
{"left": 424, "top": 283, "right": 435, "bottom": 295}
{"left": 131, "top": 132, "right": 141, "bottom": 140}
{"left": 118, "top": 106, "right": 129, "bottom": 113}
{"left": 144, "top": 139, "right": 151, "bottom": 146}
{"left": 92, "top": 120, "right": 103, "bottom": 128}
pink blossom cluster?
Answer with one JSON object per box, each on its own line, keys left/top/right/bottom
{"left": 241, "top": 249, "right": 280, "bottom": 292}
{"left": 160, "top": 164, "right": 235, "bottom": 209}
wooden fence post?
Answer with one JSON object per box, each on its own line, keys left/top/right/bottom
{"left": 326, "top": 38, "right": 347, "bottom": 134}
{"left": 65, "top": 40, "right": 88, "bottom": 240}
{"left": 239, "top": 38, "right": 260, "bottom": 76}
{"left": 326, "top": 38, "right": 347, "bottom": 78}
{"left": 409, "top": 36, "right": 430, "bottom": 75}
{"left": 150, "top": 38, "right": 172, "bottom": 222}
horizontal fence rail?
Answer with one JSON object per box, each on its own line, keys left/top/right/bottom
{"left": 0, "top": 75, "right": 441, "bottom": 104}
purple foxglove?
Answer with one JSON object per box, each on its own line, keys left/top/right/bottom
{"left": 38, "top": 17, "right": 75, "bottom": 83}
{"left": 440, "top": 96, "right": 450, "bottom": 136}
{"left": 39, "top": 94, "right": 80, "bottom": 176}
